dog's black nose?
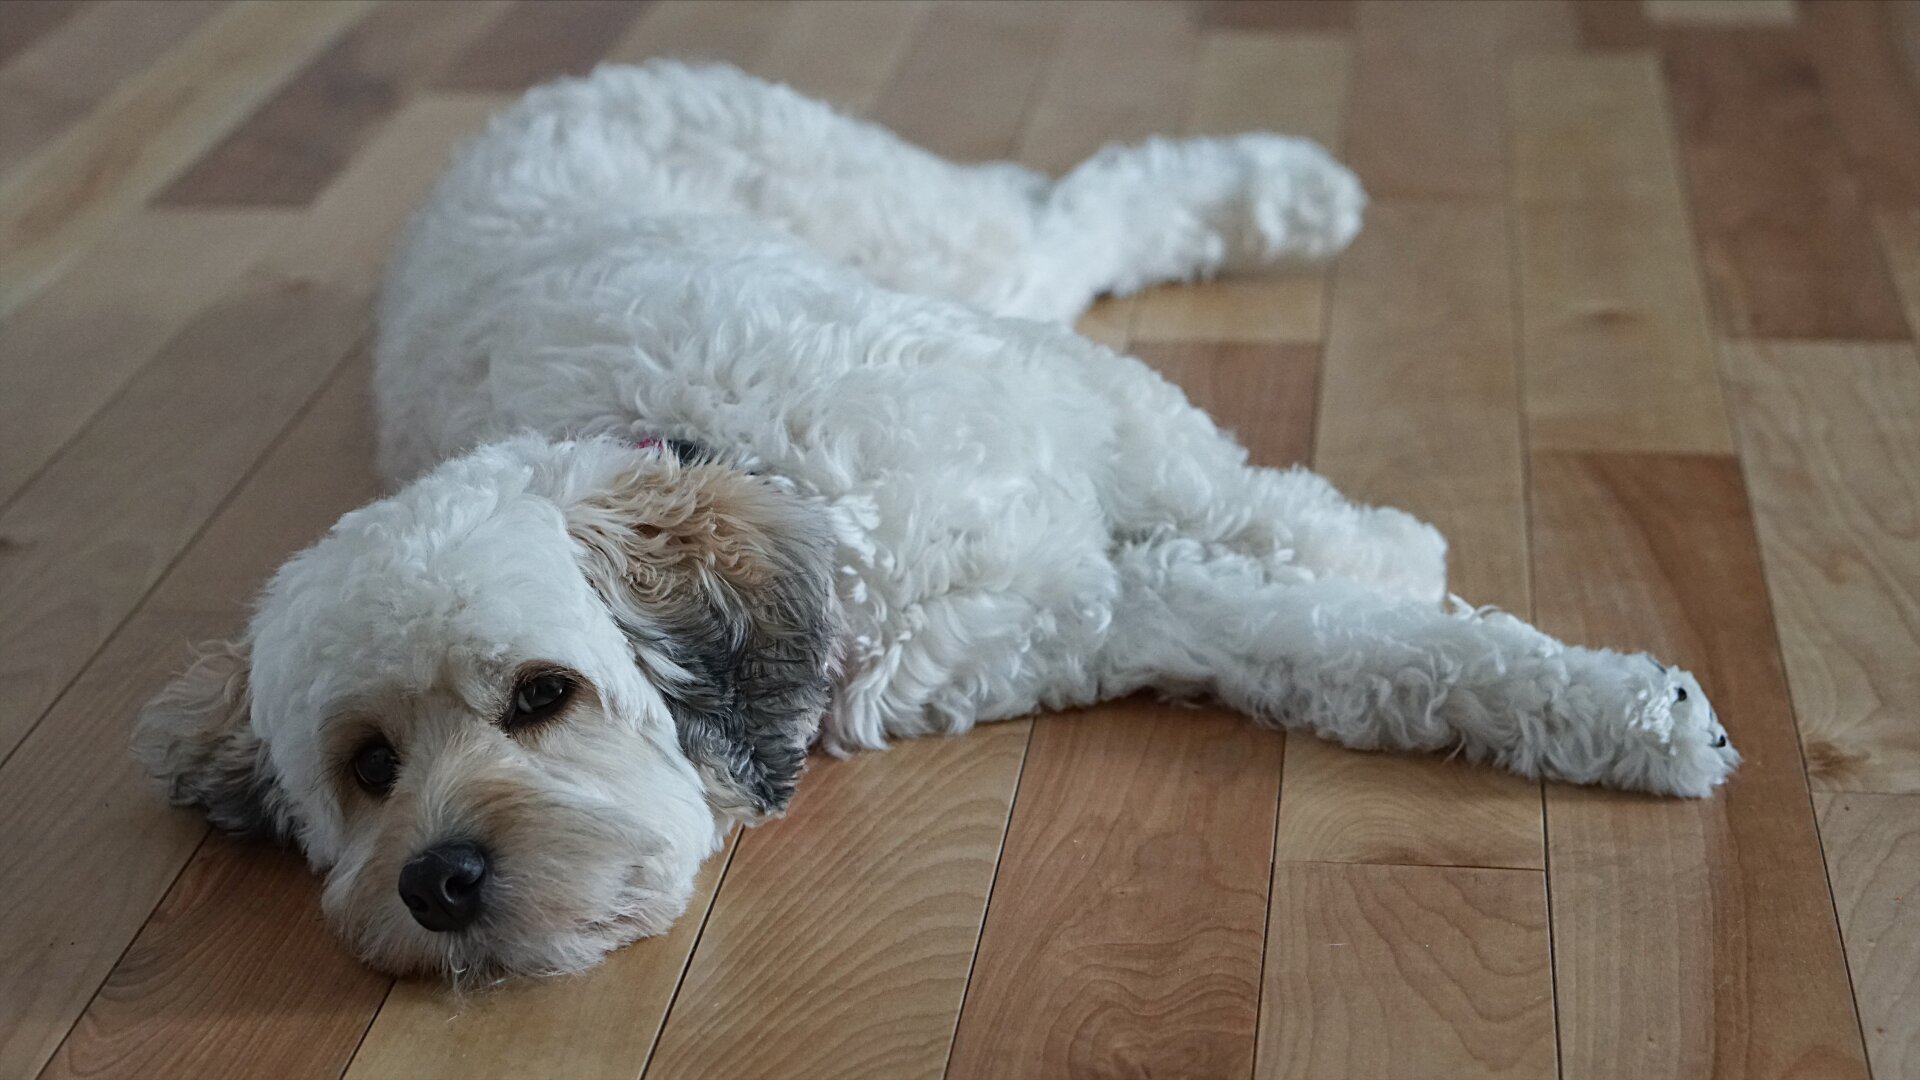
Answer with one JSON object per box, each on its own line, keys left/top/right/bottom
{"left": 398, "top": 841, "right": 489, "bottom": 932}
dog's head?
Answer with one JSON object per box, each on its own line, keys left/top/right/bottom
{"left": 132, "top": 435, "right": 839, "bottom": 977}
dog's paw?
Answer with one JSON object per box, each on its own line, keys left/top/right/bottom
{"left": 1227, "top": 135, "right": 1367, "bottom": 266}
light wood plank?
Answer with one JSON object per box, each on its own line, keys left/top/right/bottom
{"left": 1345, "top": 0, "right": 1574, "bottom": 199}
{"left": 343, "top": 835, "right": 739, "bottom": 1080}
{"left": 0, "top": 0, "right": 375, "bottom": 316}
{"left": 1256, "top": 863, "right": 1556, "bottom": 1079}
{"left": 1532, "top": 452, "right": 1870, "bottom": 1080}
{"left": 0, "top": 0, "right": 225, "bottom": 178}
{"left": 1815, "top": 792, "right": 1920, "bottom": 1080}
{"left": 39, "top": 833, "right": 392, "bottom": 1080}
{"left": 867, "top": 0, "right": 1070, "bottom": 162}
{"left": 0, "top": 95, "right": 503, "bottom": 762}
{"left": 1286, "top": 199, "right": 1544, "bottom": 867}
{"left": 1875, "top": 208, "right": 1920, "bottom": 338}
{"left": 1664, "top": 26, "right": 1909, "bottom": 340}
{"left": 0, "top": 208, "right": 290, "bottom": 505}
{"left": 1012, "top": 0, "right": 1196, "bottom": 176}
{"left": 1200, "top": 0, "right": 1354, "bottom": 31}
{"left": 436, "top": 0, "right": 649, "bottom": 92}
{"left": 160, "top": 0, "right": 512, "bottom": 205}
{"left": 751, "top": 0, "right": 932, "bottom": 114}
{"left": 1513, "top": 53, "right": 1733, "bottom": 456}
{"left": 947, "top": 704, "right": 1281, "bottom": 1080}
{"left": 1721, "top": 342, "right": 1920, "bottom": 793}
{"left": 643, "top": 724, "right": 1029, "bottom": 1080}
{"left": 0, "top": 360, "right": 377, "bottom": 1080}
{"left": 605, "top": 0, "right": 786, "bottom": 69}
{"left": 1133, "top": 32, "right": 1350, "bottom": 345}
{"left": 1134, "top": 342, "right": 1319, "bottom": 470}
{"left": 1643, "top": 0, "right": 1797, "bottom": 26}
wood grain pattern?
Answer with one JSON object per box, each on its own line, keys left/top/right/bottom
{"left": 0, "top": 208, "right": 289, "bottom": 505}
{"left": 0, "top": 0, "right": 373, "bottom": 317}
{"left": 1531, "top": 452, "right": 1869, "bottom": 1080}
{"left": 1345, "top": 0, "right": 1574, "bottom": 198}
{"left": 159, "top": 0, "right": 510, "bottom": 205}
{"left": 1800, "top": 0, "right": 1920, "bottom": 209}
{"left": 40, "top": 834, "right": 392, "bottom": 1080}
{"left": 1134, "top": 342, "right": 1319, "bottom": 470}
{"left": 644, "top": 724, "right": 1029, "bottom": 1080}
{"left": 750, "top": 0, "right": 931, "bottom": 114}
{"left": 435, "top": 0, "right": 648, "bottom": 92}
{"left": 1875, "top": 208, "right": 1920, "bottom": 338}
{"left": 344, "top": 835, "right": 740, "bottom": 1080}
{"left": 0, "top": 0, "right": 225, "bottom": 178}
{"left": 1721, "top": 342, "right": 1920, "bottom": 793}
{"left": 0, "top": 359, "right": 376, "bottom": 1080}
{"left": 1642, "top": 0, "right": 1797, "bottom": 26}
{"left": 1256, "top": 863, "right": 1556, "bottom": 1079}
{"left": 605, "top": 0, "right": 784, "bottom": 69}
{"left": 1663, "top": 27, "right": 1910, "bottom": 340}
{"left": 1012, "top": 0, "right": 1196, "bottom": 175}
{"left": 1814, "top": 792, "right": 1920, "bottom": 1080}
{"left": 1512, "top": 54, "right": 1734, "bottom": 455}
{"left": 1294, "top": 198, "right": 1545, "bottom": 867}
{"left": 947, "top": 703, "right": 1281, "bottom": 1080}
{"left": 1133, "top": 32, "right": 1350, "bottom": 345}
{"left": 0, "top": 96, "right": 499, "bottom": 764}
{"left": 868, "top": 0, "right": 1070, "bottom": 162}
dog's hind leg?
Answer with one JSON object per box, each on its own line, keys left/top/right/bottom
{"left": 1096, "top": 540, "right": 1739, "bottom": 797}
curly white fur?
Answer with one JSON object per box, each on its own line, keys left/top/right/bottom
{"left": 135, "top": 62, "right": 1736, "bottom": 977}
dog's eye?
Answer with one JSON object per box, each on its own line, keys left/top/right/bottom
{"left": 352, "top": 739, "right": 400, "bottom": 797}
{"left": 507, "top": 673, "right": 573, "bottom": 730}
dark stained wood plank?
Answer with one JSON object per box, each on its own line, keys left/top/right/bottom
{"left": 1256, "top": 864, "right": 1556, "bottom": 1079}
{"left": 1800, "top": 0, "right": 1920, "bottom": 210}
{"left": 1531, "top": 452, "right": 1870, "bottom": 1080}
{"left": 159, "top": 0, "right": 511, "bottom": 206}
{"left": 39, "top": 835, "right": 391, "bottom": 1080}
{"left": 0, "top": 0, "right": 224, "bottom": 177}
{"left": 643, "top": 724, "right": 1029, "bottom": 1080}
{"left": 1133, "top": 342, "right": 1318, "bottom": 470}
{"left": 433, "top": 0, "right": 649, "bottom": 93}
{"left": 1197, "top": 0, "right": 1353, "bottom": 31}
{"left": 0, "top": 0, "right": 87, "bottom": 68}
{"left": 869, "top": 0, "right": 1071, "bottom": 162}
{"left": 1345, "top": 0, "right": 1576, "bottom": 198}
{"left": 947, "top": 703, "right": 1281, "bottom": 1080}
{"left": 1814, "top": 792, "right": 1920, "bottom": 1079}
{"left": 1664, "top": 28, "right": 1910, "bottom": 339}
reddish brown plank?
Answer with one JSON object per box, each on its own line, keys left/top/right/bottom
{"left": 159, "top": 0, "right": 510, "bottom": 205}
{"left": 39, "top": 835, "right": 390, "bottom": 1080}
{"left": 1134, "top": 342, "right": 1319, "bottom": 470}
{"left": 1664, "top": 28, "right": 1909, "bottom": 339}
{"left": 1197, "top": 0, "right": 1353, "bottom": 31}
{"left": 947, "top": 703, "right": 1282, "bottom": 1080}
{"left": 1346, "top": 0, "right": 1575, "bottom": 198}
{"left": 1257, "top": 864, "right": 1556, "bottom": 1079}
{"left": 1801, "top": 0, "right": 1920, "bottom": 209}
{"left": 433, "top": 0, "right": 648, "bottom": 93}
{"left": 1531, "top": 452, "right": 1870, "bottom": 1080}
{"left": 868, "top": 0, "right": 1070, "bottom": 162}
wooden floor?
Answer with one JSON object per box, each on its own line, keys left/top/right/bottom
{"left": 2, "top": 0, "right": 1918, "bottom": 1077}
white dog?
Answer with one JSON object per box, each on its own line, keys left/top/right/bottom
{"left": 134, "top": 62, "right": 1737, "bottom": 978}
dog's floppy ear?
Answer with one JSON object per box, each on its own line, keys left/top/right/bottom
{"left": 567, "top": 453, "right": 839, "bottom": 818}
{"left": 131, "top": 636, "right": 292, "bottom": 841}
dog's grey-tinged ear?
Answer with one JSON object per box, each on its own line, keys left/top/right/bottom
{"left": 131, "top": 636, "right": 292, "bottom": 842}
{"left": 567, "top": 454, "right": 840, "bottom": 819}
